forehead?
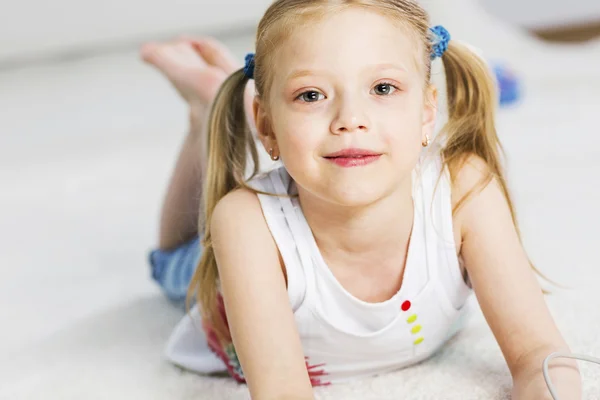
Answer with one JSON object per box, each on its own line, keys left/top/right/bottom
{"left": 271, "top": 7, "right": 422, "bottom": 81}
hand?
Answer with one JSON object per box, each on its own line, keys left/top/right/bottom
{"left": 512, "top": 349, "right": 581, "bottom": 400}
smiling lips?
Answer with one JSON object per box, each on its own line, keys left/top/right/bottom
{"left": 323, "top": 148, "right": 382, "bottom": 167}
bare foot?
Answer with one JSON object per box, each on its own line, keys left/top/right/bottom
{"left": 140, "top": 36, "right": 240, "bottom": 111}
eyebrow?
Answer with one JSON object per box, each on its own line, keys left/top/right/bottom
{"left": 372, "top": 63, "right": 408, "bottom": 73}
{"left": 286, "top": 68, "right": 329, "bottom": 81}
{"left": 286, "top": 63, "right": 408, "bottom": 81}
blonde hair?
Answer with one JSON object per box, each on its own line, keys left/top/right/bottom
{"left": 188, "top": 0, "right": 541, "bottom": 344}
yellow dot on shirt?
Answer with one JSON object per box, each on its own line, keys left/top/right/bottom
{"left": 411, "top": 325, "right": 422, "bottom": 334}
{"left": 407, "top": 314, "right": 417, "bottom": 324}
{"left": 414, "top": 337, "right": 424, "bottom": 345}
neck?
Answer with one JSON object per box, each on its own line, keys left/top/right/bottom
{"left": 297, "top": 177, "right": 414, "bottom": 267}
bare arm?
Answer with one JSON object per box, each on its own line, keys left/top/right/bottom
{"left": 453, "top": 156, "right": 581, "bottom": 399}
{"left": 211, "top": 189, "right": 314, "bottom": 400}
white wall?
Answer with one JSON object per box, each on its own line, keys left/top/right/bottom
{"left": 2, "top": 0, "right": 600, "bottom": 65}
{"left": 481, "top": 0, "right": 600, "bottom": 29}
{"left": 0, "top": 0, "right": 271, "bottom": 64}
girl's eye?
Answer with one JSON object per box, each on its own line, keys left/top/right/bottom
{"left": 297, "top": 91, "right": 325, "bottom": 103}
{"left": 372, "top": 83, "right": 398, "bottom": 96}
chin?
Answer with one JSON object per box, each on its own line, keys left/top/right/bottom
{"left": 290, "top": 161, "right": 404, "bottom": 207}
{"left": 322, "top": 180, "right": 389, "bottom": 208}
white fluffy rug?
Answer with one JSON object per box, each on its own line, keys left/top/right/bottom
{"left": 1, "top": 1, "right": 600, "bottom": 399}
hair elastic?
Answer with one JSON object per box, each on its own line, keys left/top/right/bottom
{"left": 244, "top": 53, "right": 255, "bottom": 79}
{"left": 430, "top": 25, "right": 451, "bottom": 60}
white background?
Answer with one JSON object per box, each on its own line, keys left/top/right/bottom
{"left": 0, "top": 0, "right": 271, "bottom": 63}
{"left": 481, "top": 0, "right": 600, "bottom": 29}
{"left": 2, "top": 0, "right": 600, "bottom": 64}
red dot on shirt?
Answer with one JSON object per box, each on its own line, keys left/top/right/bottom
{"left": 401, "top": 300, "right": 411, "bottom": 311}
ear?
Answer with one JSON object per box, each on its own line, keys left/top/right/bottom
{"left": 422, "top": 85, "right": 438, "bottom": 141}
{"left": 253, "top": 97, "right": 278, "bottom": 153}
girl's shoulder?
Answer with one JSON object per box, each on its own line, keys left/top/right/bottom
{"left": 210, "top": 165, "right": 290, "bottom": 257}
{"left": 210, "top": 184, "right": 283, "bottom": 272}
{"left": 421, "top": 147, "right": 493, "bottom": 214}
{"left": 447, "top": 153, "right": 497, "bottom": 248}
{"left": 448, "top": 153, "right": 494, "bottom": 214}
{"left": 418, "top": 149, "right": 493, "bottom": 253}
{"left": 211, "top": 187, "right": 266, "bottom": 234}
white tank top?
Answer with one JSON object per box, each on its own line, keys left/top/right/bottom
{"left": 164, "top": 151, "right": 474, "bottom": 385}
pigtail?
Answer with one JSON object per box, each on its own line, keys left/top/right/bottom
{"left": 439, "top": 41, "right": 506, "bottom": 212}
{"left": 439, "top": 42, "right": 552, "bottom": 286}
{"left": 187, "top": 68, "right": 261, "bottom": 341}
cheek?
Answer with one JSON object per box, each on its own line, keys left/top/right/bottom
{"left": 379, "top": 107, "right": 424, "bottom": 169}
{"left": 279, "top": 133, "right": 316, "bottom": 174}
{"left": 273, "top": 110, "right": 324, "bottom": 159}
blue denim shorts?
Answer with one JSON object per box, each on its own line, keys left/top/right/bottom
{"left": 148, "top": 235, "right": 202, "bottom": 304}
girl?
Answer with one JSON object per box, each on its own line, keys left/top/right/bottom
{"left": 143, "top": 1, "right": 581, "bottom": 398}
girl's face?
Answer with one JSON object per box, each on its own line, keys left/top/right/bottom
{"left": 255, "top": 7, "right": 437, "bottom": 207}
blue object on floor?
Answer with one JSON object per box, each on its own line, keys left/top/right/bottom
{"left": 493, "top": 64, "right": 521, "bottom": 106}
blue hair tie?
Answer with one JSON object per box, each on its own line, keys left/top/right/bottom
{"left": 244, "top": 53, "right": 255, "bottom": 79}
{"left": 430, "top": 25, "right": 451, "bottom": 60}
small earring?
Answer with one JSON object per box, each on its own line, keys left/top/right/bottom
{"left": 422, "top": 135, "right": 431, "bottom": 147}
{"left": 269, "top": 148, "right": 280, "bottom": 161}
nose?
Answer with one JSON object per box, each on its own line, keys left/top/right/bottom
{"left": 330, "top": 96, "right": 370, "bottom": 135}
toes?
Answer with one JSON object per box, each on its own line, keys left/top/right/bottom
{"left": 140, "top": 41, "right": 208, "bottom": 72}
{"left": 140, "top": 38, "right": 189, "bottom": 64}
{"left": 191, "top": 38, "right": 240, "bottom": 74}
{"left": 139, "top": 42, "right": 159, "bottom": 63}
{"left": 177, "top": 34, "right": 204, "bottom": 43}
